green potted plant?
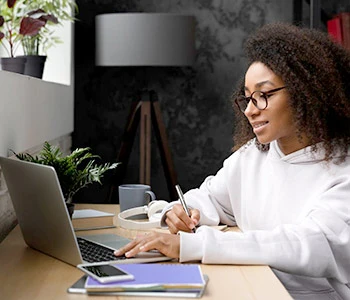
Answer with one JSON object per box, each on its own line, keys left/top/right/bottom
{"left": 12, "top": 142, "right": 118, "bottom": 216}
{"left": 0, "top": 0, "right": 77, "bottom": 77}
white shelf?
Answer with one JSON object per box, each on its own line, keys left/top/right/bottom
{"left": 0, "top": 70, "right": 74, "bottom": 156}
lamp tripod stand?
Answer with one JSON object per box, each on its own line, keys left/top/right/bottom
{"left": 96, "top": 13, "right": 195, "bottom": 203}
{"left": 108, "top": 90, "right": 178, "bottom": 202}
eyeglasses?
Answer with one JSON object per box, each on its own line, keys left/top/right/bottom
{"left": 235, "top": 86, "right": 286, "bottom": 112}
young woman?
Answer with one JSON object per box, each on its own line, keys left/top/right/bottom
{"left": 115, "top": 23, "right": 350, "bottom": 299}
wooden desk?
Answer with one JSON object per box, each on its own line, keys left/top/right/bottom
{"left": 0, "top": 204, "right": 292, "bottom": 300}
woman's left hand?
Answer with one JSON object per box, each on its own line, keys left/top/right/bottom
{"left": 114, "top": 232, "right": 180, "bottom": 259}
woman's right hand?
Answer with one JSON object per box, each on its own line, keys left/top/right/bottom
{"left": 165, "top": 203, "right": 200, "bottom": 234}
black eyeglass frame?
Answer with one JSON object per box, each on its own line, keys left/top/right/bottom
{"left": 235, "top": 86, "right": 286, "bottom": 112}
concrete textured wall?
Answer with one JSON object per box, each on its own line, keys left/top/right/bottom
{"left": 73, "top": 0, "right": 293, "bottom": 203}
{"left": 73, "top": 0, "right": 348, "bottom": 203}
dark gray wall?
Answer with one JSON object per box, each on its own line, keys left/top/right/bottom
{"left": 72, "top": 0, "right": 342, "bottom": 203}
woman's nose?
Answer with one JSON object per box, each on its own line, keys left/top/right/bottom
{"left": 244, "top": 100, "right": 260, "bottom": 117}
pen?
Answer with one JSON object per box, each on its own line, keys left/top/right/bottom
{"left": 175, "top": 184, "right": 196, "bottom": 233}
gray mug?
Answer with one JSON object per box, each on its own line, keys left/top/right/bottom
{"left": 118, "top": 184, "right": 156, "bottom": 212}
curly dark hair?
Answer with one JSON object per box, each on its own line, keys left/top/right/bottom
{"left": 232, "top": 22, "right": 350, "bottom": 162}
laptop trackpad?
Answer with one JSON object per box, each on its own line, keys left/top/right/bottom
{"left": 81, "top": 234, "right": 131, "bottom": 249}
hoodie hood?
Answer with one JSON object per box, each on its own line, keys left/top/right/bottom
{"left": 268, "top": 140, "right": 350, "bottom": 165}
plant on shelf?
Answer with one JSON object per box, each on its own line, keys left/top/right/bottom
{"left": 0, "top": 0, "right": 77, "bottom": 57}
{"left": 12, "top": 142, "right": 119, "bottom": 204}
{"left": 0, "top": 0, "right": 77, "bottom": 76}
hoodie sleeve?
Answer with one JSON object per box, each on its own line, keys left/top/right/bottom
{"left": 179, "top": 175, "right": 350, "bottom": 284}
{"left": 160, "top": 152, "right": 240, "bottom": 227}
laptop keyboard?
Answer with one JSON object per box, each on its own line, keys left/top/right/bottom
{"left": 77, "top": 237, "right": 128, "bottom": 263}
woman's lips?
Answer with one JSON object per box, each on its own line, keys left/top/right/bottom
{"left": 252, "top": 121, "right": 268, "bottom": 134}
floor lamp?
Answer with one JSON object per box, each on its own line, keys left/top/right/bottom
{"left": 95, "top": 13, "right": 196, "bottom": 202}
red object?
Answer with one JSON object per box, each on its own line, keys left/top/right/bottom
{"left": 327, "top": 16, "right": 343, "bottom": 45}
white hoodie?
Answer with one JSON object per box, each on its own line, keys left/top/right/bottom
{"left": 162, "top": 140, "right": 350, "bottom": 300}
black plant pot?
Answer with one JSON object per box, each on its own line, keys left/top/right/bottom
{"left": 20, "top": 55, "right": 47, "bottom": 79}
{"left": 66, "top": 202, "right": 75, "bottom": 220}
{"left": 1, "top": 57, "right": 27, "bottom": 75}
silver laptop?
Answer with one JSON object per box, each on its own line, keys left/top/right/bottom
{"left": 0, "top": 156, "right": 171, "bottom": 266}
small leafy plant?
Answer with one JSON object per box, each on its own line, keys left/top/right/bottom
{"left": 12, "top": 142, "right": 119, "bottom": 202}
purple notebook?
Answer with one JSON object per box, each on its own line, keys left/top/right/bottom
{"left": 84, "top": 263, "right": 205, "bottom": 292}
